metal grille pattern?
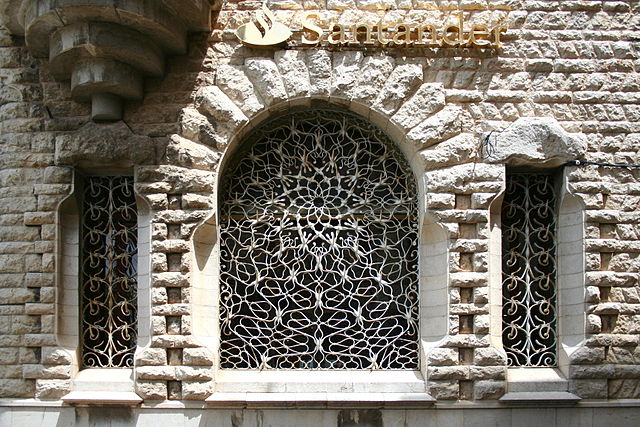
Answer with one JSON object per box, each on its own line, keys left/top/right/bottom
{"left": 220, "top": 110, "right": 419, "bottom": 369}
{"left": 80, "top": 176, "right": 138, "bottom": 368}
{"left": 502, "top": 173, "right": 557, "bottom": 367}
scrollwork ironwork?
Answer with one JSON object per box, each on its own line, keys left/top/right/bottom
{"left": 502, "top": 173, "right": 558, "bottom": 367}
{"left": 219, "top": 110, "right": 419, "bottom": 370}
{"left": 80, "top": 176, "right": 138, "bottom": 368}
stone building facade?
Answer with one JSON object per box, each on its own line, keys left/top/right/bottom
{"left": 0, "top": 0, "right": 639, "bottom": 425}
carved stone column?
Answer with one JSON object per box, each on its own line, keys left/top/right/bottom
{"left": 2, "top": 0, "right": 214, "bottom": 120}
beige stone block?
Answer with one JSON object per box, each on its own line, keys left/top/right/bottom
{"left": 182, "top": 380, "right": 212, "bottom": 400}
{"left": 427, "top": 348, "right": 458, "bottom": 366}
{"left": 275, "top": 49, "right": 310, "bottom": 99}
{"left": 136, "top": 347, "right": 168, "bottom": 366}
{"left": 373, "top": 63, "right": 423, "bottom": 115}
{"left": 570, "top": 379, "right": 607, "bottom": 399}
{"left": 331, "top": 50, "right": 363, "bottom": 99}
{"left": 183, "top": 348, "right": 215, "bottom": 366}
{"left": 216, "top": 64, "right": 264, "bottom": 116}
{"left": 41, "top": 347, "right": 73, "bottom": 365}
{"left": 351, "top": 56, "right": 395, "bottom": 105}
{"left": 428, "top": 380, "right": 459, "bottom": 400}
{"left": 137, "top": 366, "right": 176, "bottom": 380}
{"left": 245, "top": 57, "right": 287, "bottom": 106}
{"left": 35, "top": 379, "right": 71, "bottom": 400}
{"left": 135, "top": 380, "right": 167, "bottom": 400}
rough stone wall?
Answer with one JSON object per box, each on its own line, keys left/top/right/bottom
{"left": 1, "top": 0, "right": 639, "bottom": 403}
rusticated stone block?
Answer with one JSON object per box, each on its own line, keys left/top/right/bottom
{"left": 136, "top": 380, "right": 167, "bottom": 400}
{"left": 35, "top": 379, "right": 71, "bottom": 400}
{"left": 474, "top": 380, "right": 506, "bottom": 400}
{"left": 136, "top": 348, "right": 167, "bottom": 366}
{"left": 182, "top": 380, "right": 212, "bottom": 400}
{"left": 182, "top": 348, "right": 215, "bottom": 366}
{"left": 428, "top": 380, "right": 459, "bottom": 400}
{"left": 570, "top": 379, "right": 608, "bottom": 399}
{"left": 608, "top": 379, "right": 640, "bottom": 398}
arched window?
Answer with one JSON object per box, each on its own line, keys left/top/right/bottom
{"left": 79, "top": 175, "right": 138, "bottom": 368}
{"left": 501, "top": 171, "right": 558, "bottom": 367}
{"left": 219, "top": 109, "right": 419, "bottom": 370}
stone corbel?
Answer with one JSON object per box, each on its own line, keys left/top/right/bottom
{"left": 2, "top": 0, "right": 217, "bottom": 121}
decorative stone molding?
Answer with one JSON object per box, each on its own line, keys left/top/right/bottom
{"left": 1, "top": 0, "right": 214, "bottom": 120}
{"left": 482, "top": 117, "right": 587, "bottom": 167}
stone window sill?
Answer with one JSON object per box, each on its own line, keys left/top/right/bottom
{"left": 499, "top": 391, "right": 580, "bottom": 405}
{"left": 205, "top": 392, "right": 435, "bottom": 409}
{"left": 61, "top": 368, "right": 142, "bottom": 406}
{"left": 500, "top": 367, "right": 580, "bottom": 405}
{"left": 212, "top": 370, "right": 426, "bottom": 393}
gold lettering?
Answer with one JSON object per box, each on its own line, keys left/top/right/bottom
{"left": 302, "top": 13, "right": 323, "bottom": 45}
{"left": 442, "top": 13, "right": 465, "bottom": 47}
{"left": 327, "top": 22, "right": 348, "bottom": 45}
{"left": 350, "top": 23, "right": 375, "bottom": 45}
{"left": 469, "top": 25, "right": 490, "bottom": 47}
{"left": 493, "top": 25, "right": 507, "bottom": 48}
{"left": 377, "top": 21, "right": 389, "bottom": 45}
{"left": 392, "top": 23, "right": 411, "bottom": 46}
{"left": 415, "top": 24, "right": 438, "bottom": 46}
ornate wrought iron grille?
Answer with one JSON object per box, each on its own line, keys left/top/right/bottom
{"left": 80, "top": 176, "right": 138, "bottom": 368}
{"left": 502, "top": 173, "right": 558, "bottom": 367}
{"left": 219, "top": 110, "right": 419, "bottom": 370}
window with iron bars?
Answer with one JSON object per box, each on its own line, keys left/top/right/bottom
{"left": 79, "top": 175, "right": 138, "bottom": 368}
{"left": 502, "top": 171, "right": 558, "bottom": 367}
{"left": 218, "top": 109, "right": 420, "bottom": 370}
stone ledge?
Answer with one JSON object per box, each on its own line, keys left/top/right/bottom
{"left": 61, "top": 391, "right": 143, "bottom": 406}
{"left": 499, "top": 392, "right": 581, "bottom": 405}
{"left": 205, "top": 392, "right": 436, "bottom": 409}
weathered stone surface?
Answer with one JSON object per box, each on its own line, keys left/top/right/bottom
{"left": 609, "top": 379, "right": 640, "bottom": 398}
{"left": 136, "top": 347, "right": 167, "bottom": 366}
{"left": 373, "top": 63, "right": 423, "bottom": 115}
{"left": 136, "top": 380, "right": 167, "bottom": 400}
{"left": 307, "top": 49, "right": 332, "bottom": 96}
{"left": 165, "top": 134, "right": 220, "bottom": 171}
{"left": 419, "top": 133, "right": 477, "bottom": 170}
{"left": 351, "top": 56, "right": 395, "bottom": 104}
{"left": 331, "top": 51, "right": 363, "bottom": 98}
{"left": 55, "top": 121, "right": 155, "bottom": 167}
{"left": 216, "top": 64, "right": 264, "bottom": 116}
{"left": 391, "top": 83, "right": 445, "bottom": 131}
{"left": 138, "top": 166, "right": 215, "bottom": 193}
{"left": 275, "top": 50, "right": 310, "bottom": 99}
{"left": 137, "top": 366, "right": 176, "bottom": 380}
{"left": 474, "top": 347, "right": 508, "bottom": 366}
{"left": 428, "top": 380, "right": 459, "bottom": 400}
{"left": 425, "top": 163, "right": 504, "bottom": 193}
{"left": 245, "top": 58, "right": 287, "bottom": 107}
{"left": 484, "top": 117, "right": 587, "bottom": 166}
{"left": 195, "top": 86, "right": 247, "bottom": 127}
{"left": 474, "top": 380, "right": 506, "bottom": 400}
{"left": 182, "top": 380, "right": 212, "bottom": 400}
{"left": 407, "top": 105, "right": 463, "bottom": 148}
{"left": 41, "top": 347, "right": 72, "bottom": 365}
{"left": 183, "top": 347, "right": 214, "bottom": 366}
{"left": 570, "top": 379, "right": 608, "bottom": 399}
{"left": 427, "top": 348, "right": 458, "bottom": 366}
{"left": 34, "top": 379, "right": 70, "bottom": 400}
{"left": 179, "top": 107, "right": 218, "bottom": 148}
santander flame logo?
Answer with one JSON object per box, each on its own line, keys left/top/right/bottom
{"left": 236, "top": 3, "right": 293, "bottom": 47}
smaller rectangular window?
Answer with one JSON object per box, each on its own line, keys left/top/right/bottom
{"left": 80, "top": 176, "right": 138, "bottom": 368}
{"left": 502, "top": 172, "right": 558, "bottom": 367}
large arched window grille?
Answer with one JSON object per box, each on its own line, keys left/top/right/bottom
{"left": 219, "top": 109, "right": 419, "bottom": 370}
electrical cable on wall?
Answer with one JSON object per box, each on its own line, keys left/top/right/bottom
{"left": 564, "top": 159, "right": 640, "bottom": 169}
